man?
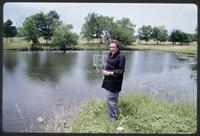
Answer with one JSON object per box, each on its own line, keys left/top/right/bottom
{"left": 101, "top": 39, "right": 126, "bottom": 122}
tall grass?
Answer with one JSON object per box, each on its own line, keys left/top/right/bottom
{"left": 14, "top": 94, "right": 196, "bottom": 133}
{"left": 44, "top": 105, "right": 79, "bottom": 133}
{"left": 69, "top": 94, "right": 196, "bottom": 133}
{"left": 3, "top": 37, "right": 30, "bottom": 50}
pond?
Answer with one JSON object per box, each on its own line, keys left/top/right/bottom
{"left": 3, "top": 50, "right": 197, "bottom": 132}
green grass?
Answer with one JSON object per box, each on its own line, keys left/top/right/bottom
{"left": 3, "top": 37, "right": 60, "bottom": 51}
{"left": 69, "top": 94, "right": 196, "bottom": 134}
{"left": 124, "top": 43, "right": 197, "bottom": 57}
{"left": 3, "top": 37, "right": 197, "bottom": 57}
{"left": 3, "top": 37, "right": 31, "bottom": 50}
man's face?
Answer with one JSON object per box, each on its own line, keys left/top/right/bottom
{"left": 109, "top": 43, "right": 118, "bottom": 54}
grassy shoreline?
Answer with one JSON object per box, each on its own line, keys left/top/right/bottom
{"left": 44, "top": 94, "right": 196, "bottom": 133}
{"left": 3, "top": 38, "right": 197, "bottom": 57}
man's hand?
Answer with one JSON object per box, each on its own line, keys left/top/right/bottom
{"left": 101, "top": 69, "right": 114, "bottom": 76}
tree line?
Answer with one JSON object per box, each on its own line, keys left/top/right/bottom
{"left": 3, "top": 11, "right": 197, "bottom": 50}
{"left": 138, "top": 25, "right": 197, "bottom": 45}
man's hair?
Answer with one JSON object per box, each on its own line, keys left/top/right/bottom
{"left": 110, "top": 39, "right": 120, "bottom": 49}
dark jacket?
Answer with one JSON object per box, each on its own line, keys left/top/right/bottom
{"left": 101, "top": 50, "right": 126, "bottom": 93}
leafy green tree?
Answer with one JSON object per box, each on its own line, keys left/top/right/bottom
{"left": 21, "top": 10, "right": 62, "bottom": 48}
{"left": 3, "top": 19, "right": 17, "bottom": 39}
{"left": 81, "top": 21, "right": 94, "bottom": 44}
{"left": 81, "top": 12, "right": 99, "bottom": 43}
{"left": 52, "top": 25, "right": 79, "bottom": 52}
{"left": 179, "top": 32, "right": 190, "bottom": 45}
{"left": 169, "top": 29, "right": 191, "bottom": 45}
{"left": 21, "top": 16, "right": 40, "bottom": 47}
{"left": 81, "top": 12, "right": 111, "bottom": 44}
{"left": 96, "top": 15, "right": 114, "bottom": 44}
{"left": 151, "top": 26, "right": 168, "bottom": 44}
{"left": 158, "top": 26, "right": 168, "bottom": 44}
{"left": 186, "top": 33, "right": 195, "bottom": 43}
{"left": 151, "top": 26, "right": 160, "bottom": 44}
{"left": 109, "top": 18, "right": 136, "bottom": 45}
{"left": 169, "top": 29, "right": 181, "bottom": 45}
{"left": 138, "top": 25, "right": 153, "bottom": 44}
{"left": 81, "top": 13, "right": 135, "bottom": 45}
{"left": 33, "top": 10, "right": 62, "bottom": 44}
{"left": 100, "top": 16, "right": 114, "bottom": 44}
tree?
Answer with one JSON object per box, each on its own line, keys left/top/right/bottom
{"left": 52, "top": 25, "right": 79, "bottom": 52}
{"left": 109, "top": 18, "right": 136, "bottom": 45}
{"left": 151, "top": 26, "right": 168, "bottom": 45}
{"left": 81, "top": 12, "right": 98, "bottom": 43}
{"left": 21, "top": 16, "right": 40, "bottom": 47}
{"left": 81, "top": 22, "right": 94, "bottom": 44}
{"left": 33, "top": 10, "right": 62, "bottom": 45}
{"left": 96, "top": 15, "right": 114, "bottom": 44}
{"left": 186, "top": 33, "right": 195, "bottom": 43}
{"left": 3, "top": 19, "right": 17, "bottom": 39}
{"left": 169, "top": 29, "right": 191, "bottom": 45}
{"left": 81, "top": 13, "right": 135, "bottom": 45}
{"left": 179, "top": 32, "right": 191, "bottom": 45}
{"left": 138, "top": 25, "right": 153, "bottom": 44}
{"left": 169, "top": 29, "right": 182, "bottom": 45}
{"left": 151, "top": 26, "right": 160, "bottom": 44}
{"left": 158, "top": 26, "right": 168, "bottom": 44}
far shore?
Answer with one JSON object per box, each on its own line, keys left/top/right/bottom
{"left": 3, "top": 38, "right": 197, "bottom": 57}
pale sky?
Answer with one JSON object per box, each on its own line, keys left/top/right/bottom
{"left": 3, "top": 3, "right": 197, "bottom": 35}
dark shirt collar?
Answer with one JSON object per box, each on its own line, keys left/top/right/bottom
{"left": 109, "top": 50, "right": 120, "bottom": 58}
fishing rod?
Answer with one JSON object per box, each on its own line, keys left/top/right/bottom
{"left": 93, "top": 29, "right": 110, "bottom": 79}
{"left": 98, "top": 41, "right": 105, "bottom": 69}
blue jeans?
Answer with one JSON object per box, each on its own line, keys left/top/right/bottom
{"left": 106, "top": 91, "right": 119, "bottom": 121}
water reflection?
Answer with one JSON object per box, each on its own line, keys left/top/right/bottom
{"left": 3, "top": 51, "right": 19, "bottom": 74}
{"left": 25, "top": 52, "right": 77, "bottom": 84}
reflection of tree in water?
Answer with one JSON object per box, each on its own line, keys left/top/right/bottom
{"left": 174, "top": 55, "right": 197, "bottom": 81}
{"left": 174, "top": 55, "right": 190, "bottom": 62}
{"left": 3, "top": 51, "right": 19, "bottom": 74}
{"left": 25, "top": 52, "right": 77, "bottom": 84}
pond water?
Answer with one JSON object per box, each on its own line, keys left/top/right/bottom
{"left": 3, "top": 50, "right": 197, "bottom": 132}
